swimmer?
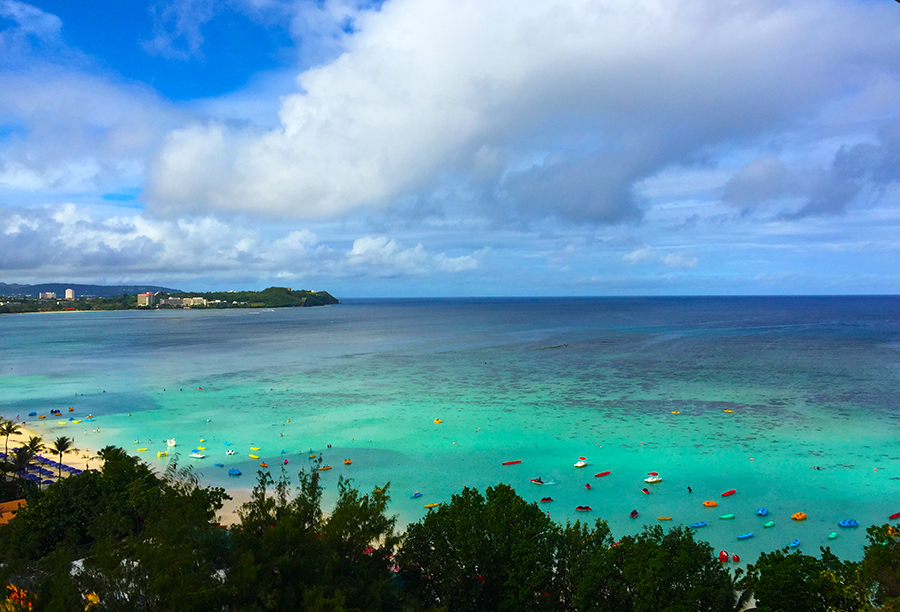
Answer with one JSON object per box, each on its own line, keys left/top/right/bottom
{"left": 687, "top": 486, "right": 692, "bottom": 493}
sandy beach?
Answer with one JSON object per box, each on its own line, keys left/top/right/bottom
{"left": 4, "top": 421, "right": 252, "bottom": 526}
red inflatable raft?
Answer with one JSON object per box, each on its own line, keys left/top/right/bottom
{"left": 575, "top": 505, "right": 592, "bottom": 512}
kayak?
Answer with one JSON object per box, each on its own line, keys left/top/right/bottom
{"left": 838, "top": 519, "right": 858, "bottom": 528}
{"left": 764, "top": 521, "right": 775, "bottom": 528}
{"left": 657, "top": 516, "right": 672, "bottom": 521}
{"left": 720, "top": 514, "right": 735, "bottom": 520}
{"left": 689, "top": 521, "right": 707, "bottom": 528}
{"left": 530, "top": 478, "right": 555, "bottom": 485}
{"left": 540, "top": 497, "right": 553, "bottom": 503}
{"left": 629, "top": 509, "right": 639, "bottom": 518}
{"left": 828, "top": 532, "right": 838, "bottom": 540}
{"left": 703, "top": 501, "right": 718, "bottom": 507}
{"left": 737, "top": 532, "right": 754, "bottom": 540}
{"left": 585, "top": 483, "right": 592, "bottom": 490}
{"left": 721, "top": 490, "right": 736, "bottom": 497}
{"left": 790, "top": 539, "right": 800, "bottom": 548}
{"left": 890, "top": 512, "right": 900, "bottom": 520}
{"left": 641, "top": 488, "right": 650, "bottom": 495}
{"left": 424, "top": 503, "right": 439, "bottom": 509}
{"left": 575, "top": 506, "right": 592, "bottom": 512}
{"left": 756, "top": 508, "right": 769, "bottom": 516}
{"left": 595, "top": 471, "right": 611, "bottom": 477}
{"left": 501, "top": 460, "right": 522, "bottom": 465}
{"left": 411, "top": 492, "right": 422, "bottom": 499}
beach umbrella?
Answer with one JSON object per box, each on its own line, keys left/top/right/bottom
{"left": 41, "top": 479, "right": 54, "bottom": 485}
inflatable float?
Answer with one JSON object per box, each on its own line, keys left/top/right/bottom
{"left": 575, "top": 506, "right": 592, "bottom": 512}
{"left": 756, "top": 508, "right": 768, "bottom": 516}
{"left": 540, "top": 497, "right": 553, "bottom": 503}
{"left": 792, "top": 512, "right": 807, "bottom": 521}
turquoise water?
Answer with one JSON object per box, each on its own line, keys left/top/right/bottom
{"left": 2, "top": 297, "right": 899, "bottom": 563}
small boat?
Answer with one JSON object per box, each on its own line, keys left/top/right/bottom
{"left": 721, "top": 490, "right": 736, "bottom": 497}
{"left": 629, "top": 509, "right": 639, "bottom": 518}
{"left": 838, "top": 519, "right": 858, "bottom": 528}
{"left": 530, "top": 478, "right": 555, "bottom": 485}
{"left": 737, "top": 532, "right": 754, "bottom": 540}
{"left": 689, "top": 521, "right": 707, "bottom": 528}
{"left": 723, "top": 409, "right": 734, "bottom": 413}
{"left": 411, "top": 492, "right": 422, "bottom": 498}
{"left": 228, "top": 468, "right": 241, "bottom": 476}
{"left": 657, "top": 516, "right": 672, "bottom": 521}
{"left": 756, "top": 508, "right": 768, "bottom": 516}
{"left": 585, "top": 483, "right": 592, "bottom": 490}
{"left": 890, "top": 512, "right": 900, "bottom": 520}
{"left": 136, "top": 448, "right": 148, "bottom": 452}
{"left": 501, "top": 460, "right": 522, "bottom": 465}
{"left": 644, "top": 475, "right": 662, "bottom": 484}
{"left": 318, "top": 465, "right": 332, "bottom": 471}
{"left": 641, "top": 488, "right": 650, "bottom": 495}
{"left": 226, "top": 450, "right": 235, "bottom": 455}
{"left": 433, "top": 419, "right": 442, "bottom": 424}
{"left": 250, "top": 447, "right": 260, "bottom": 451}
{"left": 68, "top": 407, "right": 74, "bottom": 412}
{"left": 575, "top": 506, "right": 592, "bottom": 512}
{"left": 189, "top": 452, "right": 205, "bottom": 459}
{"left": 764, "top": 521, "right": 775, "bottom": 528}
{"left": 260, "top": 463, "right": 268, "bottom": 468}
{"left": 732, "top": 554, "right": 740, "bottom": 562}
{"left": 166, "top": 439, "right": 176, "bottom": 447}
{"left": 790, "top": 539, "right": 800, "bottom": 548}
{"left": 595, "top": 471, "right": 611, "bottom": 477}
{"left": 540, "top": 497, "right": 553, "bottom": 503}
{"left": 720, "top": 514, "right": 735, "bottom": 520}
{"left": 703, "top": 501, "right": 718, "bottom": 507}
{"left": 792, "top": 512, "right": 807, "bottom": 521}
{"left": 424, "top": 503, "right": 438, "bottom": 508}
{"left": 249, "top": 454, "right": 259, "bottom": 459}
{"left": 828, "top": 532, "right": 838, "bottom": 540}
{"left": 574, "top": 460, "right": 587, "bottom": 468}
{"left": 38, "top": 415, "right": 46, "bottom": 419}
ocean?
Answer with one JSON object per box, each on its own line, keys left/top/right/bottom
{"left": 2, "top": 296, "right": 899, "bottom": 563}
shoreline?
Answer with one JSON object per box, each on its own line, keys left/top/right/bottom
{"left": 3, "top": 421, "right": 252, "bottom": 526}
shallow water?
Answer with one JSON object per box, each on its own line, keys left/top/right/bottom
{"left": 2, "top": 296, "right": 899, "bottom": 563}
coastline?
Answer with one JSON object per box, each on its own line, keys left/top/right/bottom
{"left": 4, "top": 421, "right": 252, "bottom": 526}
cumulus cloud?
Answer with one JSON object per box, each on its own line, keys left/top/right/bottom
{"left": 0, "top": 203, "right": 483, "bottom": 282}
{"left": 623, "top": 245, "right": 698, "bottom": 269}
{"left": 145, "top": 0, "right": 900, "bottom": 226}
{"left": 345, "top": 235, "right": 480, "bottom": 275}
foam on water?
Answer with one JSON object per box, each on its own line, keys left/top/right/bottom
{"left": 2, "top": 297, "right": 899, "bottom": 564}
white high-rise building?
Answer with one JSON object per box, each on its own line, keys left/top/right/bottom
{"left": 65, "top": 288, "right": 75, "bottom": 300}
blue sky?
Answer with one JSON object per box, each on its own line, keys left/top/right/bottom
{"left": 1, "top": 0, "right": 899, "bottom": 296}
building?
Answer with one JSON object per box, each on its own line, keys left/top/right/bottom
{"left": 38, "top": 292, "right": 56, "bottom": 299}
{"left": 137, "top": 292, "right": 156, "bottom": 307}
{"left": 65, "top": 288, "right": 75, "bottom": 300}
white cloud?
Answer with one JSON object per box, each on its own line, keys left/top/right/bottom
{"left": 344, "top": 235, "right": 480, "bottom": 275}
{"left": 146, "top": 0, "right": 900, "bottom": 225}
{"left": 624, "top": 245, "right": 698, "bottom": 269}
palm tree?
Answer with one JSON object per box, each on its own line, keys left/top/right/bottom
{"left": 0, "top": 418, "right": 22, "bottom": 458}
{"left": 24, "top": 435, "right": 44, "bottom": 458}
{"left": 51, "top": 436, "right": 73, "bottom": 479}
{"left": 10, "top": 446, "right": 33, "bottom": 481}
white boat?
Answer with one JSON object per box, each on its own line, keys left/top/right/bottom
{"left": 644, "top": 475, "right": 662, "bottom": 483}
{"left": 226, "top": 450, "right": 235, "bottom": 455}
{"left": 166, "top": 438, "right": 177, "bottom": 447}
{"left": 574, "top": 460, "right": 587, "bottom": 468}
{"left": 189, "top": 452, "right": 205, "bottom": 459}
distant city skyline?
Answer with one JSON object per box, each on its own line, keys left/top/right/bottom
{"left": 1, "top": 0, "right": 899, "bottom": 296}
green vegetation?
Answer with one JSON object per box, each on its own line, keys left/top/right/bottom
{"left": 178, "top": 286, "right": 339, "bottom": 308}
{"left": 0, "top": 287, "right": 338, "bottom": 314}
{"left": 1, "top": 456, "right": 898, "bottom": 611}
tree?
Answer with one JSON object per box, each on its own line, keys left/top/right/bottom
{"left": 863, "top": 524, "right": 900, "bottom": 610}
{"left": 742, "top": 546, "right": 871, "bottom": 612}
{"left": 0, "top": 419, "right": 21, "bottom": 458}
{"left": 399, "top": 484, "right": 560, "bottom": 612}
{"left": 50, "top": 436, "right": 73, "bottom": 479}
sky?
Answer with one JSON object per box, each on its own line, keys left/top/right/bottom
{"left": 1, "top": 0, "right": 899, "bottom": 297}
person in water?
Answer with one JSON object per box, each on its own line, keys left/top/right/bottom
{"left": 687, "top": 486, "right": 692, "bottom": 493}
